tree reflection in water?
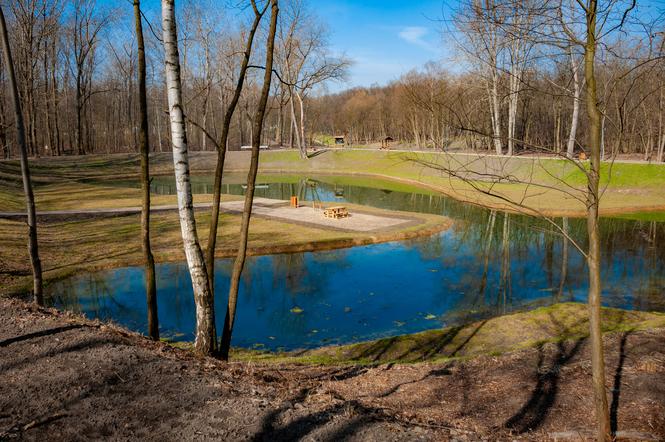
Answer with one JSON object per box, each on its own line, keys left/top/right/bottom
{"left": 45, "top": 177, "right": 665, "bottom": 350}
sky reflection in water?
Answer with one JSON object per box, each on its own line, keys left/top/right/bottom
{"left": 47, "top": 176, "right": 665, "bottom": 350}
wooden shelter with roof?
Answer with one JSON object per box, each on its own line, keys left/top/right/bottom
{"left": 381, "top": 136, "right": 394, "bottom": 149}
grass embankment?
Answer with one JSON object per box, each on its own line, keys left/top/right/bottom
{"left": 0, "top": 203, "right": 450, "bottom": 295}
{"left": 233, "top": 303, "right": 665, "bottom": 365}
{"left": 237, "top": 150, "right": 665, "bottom": 217}
{"left": 2, "top": 150, "right": 664, "bottom": 215}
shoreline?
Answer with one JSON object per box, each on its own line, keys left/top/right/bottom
{"left": 8, "top": 164, "right": 662, "bottom": 218}
{"left": 1, "top": 203, "right": 452, "bottom": 296}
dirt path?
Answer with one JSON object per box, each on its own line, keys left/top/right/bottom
{"left": 1, "top": 297, "right": 663, "bottom": 441}
{"left": 0, "top": 203, "right": 214, "bottom": 220}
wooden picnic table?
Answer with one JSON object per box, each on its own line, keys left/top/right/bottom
{"left": 323, "top": 206, "right": 349, "bottom": 219}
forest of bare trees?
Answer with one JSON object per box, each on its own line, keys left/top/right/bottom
{"left": 0, "top": 0, "right": 346, "bottom": 159}
{"left": 309, "top": 1, "right": 665, "bottom": 161}
{"left": 2, "top": 1, "right": 663, "bottom": 161}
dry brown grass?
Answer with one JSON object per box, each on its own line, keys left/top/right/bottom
{"left": 0, "top": 204, "right": 450, "bottom": 294}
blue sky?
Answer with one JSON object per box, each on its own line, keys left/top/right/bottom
{"left": 315, "top": 0, "right": 451, "bottom": 89}
{"left": 116, "top": 0, "right": 451, "bottom": 89}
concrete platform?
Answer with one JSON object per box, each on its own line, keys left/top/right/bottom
{"left": 221, "top": 197, "right": 415, "bottom": 232}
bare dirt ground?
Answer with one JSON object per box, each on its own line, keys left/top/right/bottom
{"left": 1, "top": 297, "right": 664, "bottom": 441}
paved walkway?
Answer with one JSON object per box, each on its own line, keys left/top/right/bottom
{"left": 225, "top": 198, "right": 414, "bottom": 232}
{"left": 0, "top": 197, "right": 416, "bottom": 233}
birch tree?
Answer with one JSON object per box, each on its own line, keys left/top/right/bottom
{"left": 566, "top": 50, "right": 582, "bottom": 158}
{"left": 161, "top": 0, "right": 216, "bottom": 356}
{"left": 0, "top": 4, "right": 43, "bottom": 305}
{"left": 505, "top": 1, "right": 535, "bottom": 156}
{"left": 455, "top": 0, "right": 506, "bottom": 155}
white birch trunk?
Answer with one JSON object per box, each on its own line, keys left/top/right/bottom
{"left": 490, "top": 68, "right": 503, "bottom": 155}
{"left": 161, "top": 0, "right": 216, "bottom": 356}
{"left": 289, "top": 89, "right": 303, "bottom": 157}
{"left": 567, "top": 52, "right": 581, "bottom": 159}
{"left": 296, "top": 90, "right": 306, "bottom": 155}
{"left": 507, "top": 72, "right": 518, "bottom": 156}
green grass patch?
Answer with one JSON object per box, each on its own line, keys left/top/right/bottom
{"left": 233, "top": 303, "right": 665, "bottom": 365}
{"left": 542, "top": 161, "right": 665, "bottom": 188}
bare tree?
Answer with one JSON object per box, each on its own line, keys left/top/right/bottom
{"left": 566, "top": 49, "right": 582, "bottom": 158}
{"left": 414, "top": 1, "right": 648, "bottom": 439}
{"left": 219, "top": 0, "right": 279, "bottom": 361}
{"left": 161, "top": 0, "right": 216, "bottom": 356}
{"left": 0, "top": 4, "right": 43, "bottom": 305}
{"left": 204, "top": 0, "right": 268, "bottom": 299}
{"left": 134, "top": 0, "right": 158, "bottom": 341}
{"left": 276, "top": 0, "right": 348, "bottom": 158}
{"left": 582, "top": 1, "right": 611, "bottom": 438}
{"left": 69, "top": 0, "right": 106, "bottom": 155}
{"left": 455, "top": 0, "right": 506, "bottom": 155}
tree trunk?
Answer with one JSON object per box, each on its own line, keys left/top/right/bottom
{"left": 0, "top": 84, "right": 8, "bottom": 158}
{"left": 206, "top": 2, "right": 266, "bottom": 297}
{"left": 219, "top": 0, "right": 278, "bottom": 361}
{"left": 507, "top": 68, "right": 519, "bottom": 156}
{"left": 50, "top": 37, "right": 61, "bottom": 155}
{"left": 489, "top": 69, "right": 502, "bottom": 155}
{"left": 0, "top": 6, "right": 43, "bottom": 305}
{"left": 161, "top": 0, "right": 216, "bottom": 356}
{"left": 289, "top": 89, "right": 303, "bottom": 158}
{"left": 558, "top": 217, "right": 569, "bottom": 300}
{"left": 135, "top": 0, "right": 158, "bottom": 341}
{"left": 567, "top": 52, "right": 582, "bottom": 159}
{"left": 76, "top": 73, "right": 84, "bottom": 155}
{"left": 296, "top": 90, "right": 306, "bottom": 156}
{"left": 43, "top": 35, "right": 54, "bottom": 156}
{"left": 657, "top": 85, "right": 664, "bottom": 163}
{"left": 583, "top": 2, "right": 611, "bottom": 439}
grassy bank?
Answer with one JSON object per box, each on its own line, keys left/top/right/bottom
{"left": 241, "top": 150, "right": 665, "bottom": 216}
{"left": 233, "top": 302, "right": 665, "bottom": 365}
{"left": 2, "top": 150, "right": 664, "bottom": 216}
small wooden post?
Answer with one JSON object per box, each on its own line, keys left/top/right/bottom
{"left": 290, "top": 196, "right": 298, "bottom": 208}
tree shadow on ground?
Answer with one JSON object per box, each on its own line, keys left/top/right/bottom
{"left": 251, "top": 388, "right": 427, "bottom": 441}
{"left": 504, "top": 313, "right": 586, "bottom": 433}
{"left": 372, "top": 320, "right": 488, "bottom": 399}
{"left": 344, "top": 319, "right": 488, "bottom": 365}
{"left": 610, "top": 331, "right": 632, "bottom": 437}
{"left": 0, "top": 324, "right": 86, "bottom": 347}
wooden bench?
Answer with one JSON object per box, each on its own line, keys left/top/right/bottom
{"left": 323, "top": 206, "right": 349, "bottom": 219}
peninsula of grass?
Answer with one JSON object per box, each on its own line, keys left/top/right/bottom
{"left": 0, "top": 202, "right": 451, "bottom": 295}
{"left": 232, "top": 302, "right": 665, "bottom": 365}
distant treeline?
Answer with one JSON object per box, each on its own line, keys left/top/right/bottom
{"left": 308, "top": 0, "right": 665, "bottom": 161}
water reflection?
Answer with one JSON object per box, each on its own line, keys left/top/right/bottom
{"left": 48, "top": 177, "right": 665, "bottom": 350}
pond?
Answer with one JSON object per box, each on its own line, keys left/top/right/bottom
{"left": 47, "top": 175, "right": 665, "bottom": 350}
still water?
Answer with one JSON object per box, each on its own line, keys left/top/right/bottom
{"left": 47, "top": 175, "right": 665, "bottom": 350}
